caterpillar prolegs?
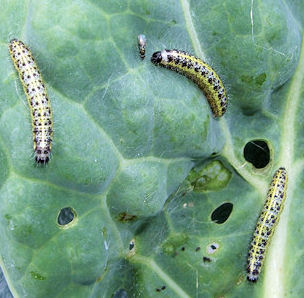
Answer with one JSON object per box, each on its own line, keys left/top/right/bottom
{"left": 9, "top": 39, "right": 53, "bottom": 163}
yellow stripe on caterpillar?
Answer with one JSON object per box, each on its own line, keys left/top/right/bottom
{"left": 9, "top": 39, "right": 53, "bottom": 163}
{"left": 246, "top": 167, "right": 288, "bottom": 282}
{"left": 151, "top": 49, "right": 227, "bottom": 117}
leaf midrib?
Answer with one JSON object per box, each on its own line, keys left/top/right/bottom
{"left": 264, "top": 33, "right": 304, "bottom": 298}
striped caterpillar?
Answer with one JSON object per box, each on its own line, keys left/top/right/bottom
{"left": 151, "top": 49, "right": 227, "bottom": 117}
{"left": 247, "top": 167, "right": 288, "bottom": 282}
{"left": 8, "top": 39, "right": 53, "bottom": 163}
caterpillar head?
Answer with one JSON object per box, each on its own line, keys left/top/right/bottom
{"left": 151, "top": 51, "right": 163, "bottom": 64}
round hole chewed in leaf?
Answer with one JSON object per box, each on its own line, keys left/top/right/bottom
{"left": 127, "top": 238, "right": 136, "bottom": 258}
{"left": 211, "top": 203, "right": 233, "bottom": 224}
{"left": 57, "top": 207, "right": 77, "bottom": 229}
{"left": 129, "top": 240, "right": 135, "bottom": 251}
{"left": 243, "top": 140, "right": 270, "bottom": 169}
{"left": 207, "top": 242, "right": 219, "bottom": 254}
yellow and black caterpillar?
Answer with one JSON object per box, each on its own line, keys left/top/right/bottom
{"left": 151, "top": 49, "right": 227, "bottom": 117}
{"left": 247, "top": 167, "right": 288, "bottom": 282}
{"left": 9, "top": 39, "right": 53, "bottom": 163}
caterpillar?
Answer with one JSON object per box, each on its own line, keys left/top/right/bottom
{"left": 137, "top": 34, "right": 146, "bottom": 59}
{"left": 8, "top": 39, "right": 53, "bottom": 163}
{"left": 246, "top": 167, "right": 288, "bottom": 282}
{"left": 151, "top": 49, "right": 227, "bottom": 117}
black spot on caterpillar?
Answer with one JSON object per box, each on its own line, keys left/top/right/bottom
{"left": 151, "top": 49, "right": 227, "bottom": 117}
{"left": 247, "top": 167, "right": 288, "bottom": 282}
{"left": 9, "top": 39, "right": 53, "bottom": 163}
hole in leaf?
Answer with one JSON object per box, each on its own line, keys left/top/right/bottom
{"left": 127, "top": 238, "right": 136, "bottom": 258}
{"left": 156, "top": 285, "right": 166, "bottom": 292}
{"left": 57, "top": 207, "right": 77, "bottom": 228}
{"left": 243, "top": 140, "right": 270, "bottom": 169}
{"left": 129, "top": 240, "right": 135, "bottom": 250}
{"left": 203, "top": 256, "right": 212, "bottom": 263}
{"left": 211, "top": 203, "right": 233, "bottom": 224}
{"left": 207, "top": 242, "right": 219, "bottom": 254}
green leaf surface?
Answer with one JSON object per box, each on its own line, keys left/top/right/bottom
{"left": 0, "top": 0, "right": 303, "bottom": 297}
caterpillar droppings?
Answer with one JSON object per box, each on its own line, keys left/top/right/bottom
{"left": 151, "top": 49, "right": 227, "bottom": 117}
{"left": 137, "top": 34, "right": 146, "bottom": 59}
{"left": 9, "top": 39, "right": 53, "bottom": 163}
{"left": 247, "top": 167, "right": 288, "bottom": 282}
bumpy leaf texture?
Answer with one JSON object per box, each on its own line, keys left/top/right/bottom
{"left": 0, "top": 0, "right": 303, "bottom": 297}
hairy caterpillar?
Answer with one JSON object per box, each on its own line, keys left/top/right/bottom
{"left": 137, "top": 34, "right": 146, "bottom": 59}
{"left": 9, "top": 39, "right": 53, "bottom": 163}
{"left": 151, "top": 49, "right": 227, "bottom": 117}
{"left": 247, "top": 167, "right": 288, "bottom": 282}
